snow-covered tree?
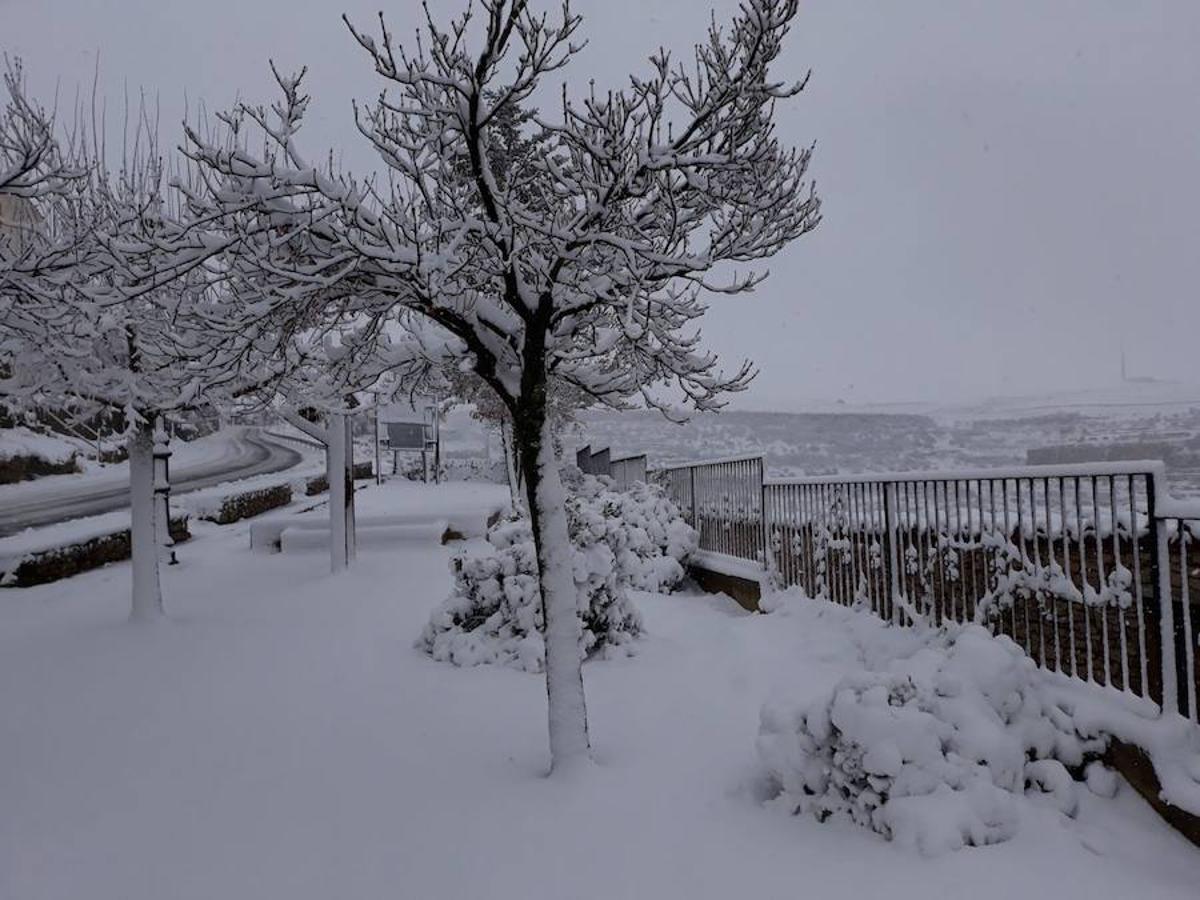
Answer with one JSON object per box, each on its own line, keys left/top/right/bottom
{"left": 1, "top": 59, "right": 84, "bottom": 330}
{"left": 0, "top": 59, "right": 78, "bottom": 210}
{"left": 175, "top": 0, "right": 821, "bottom": 770}
{"left": 0, "top": 90, "right": 235, "bottom": 620}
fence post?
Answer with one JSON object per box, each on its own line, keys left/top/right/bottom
{"left": 755, "top": 458, "right": 765, "bottom": 563}
{"left": 884, "top": 482, "right": 902, "bottom": 624}
{"left": 690, "top": 465, "right": 697, "bottom": 530}
{"left": 1147, "top": 472, "right": 1178, "bottom": 716}
{"left": 759, "top": 462, "right": 774, "bottom": 584}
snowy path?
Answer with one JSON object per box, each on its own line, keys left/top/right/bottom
{"left": 0, "top": 428, "right": 303, "bottom": 537}
{"left": 1, "top": 481, "right": 1198, "bottom": 899}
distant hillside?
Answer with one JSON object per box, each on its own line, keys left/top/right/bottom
{"left": 576, "top": 409, "right": 943, "bottom": 476}
{"left": 575, "top": 402, "right": 1200, "bottom": 498}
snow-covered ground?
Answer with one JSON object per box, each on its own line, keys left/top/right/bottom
{"left": 2, "top": 481, "right": 1198, "bottom": 900}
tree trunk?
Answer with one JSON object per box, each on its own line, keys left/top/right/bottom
{"left": 500, "top": 416, "right": 523, "bottom": 513}
{"left": 515, "top": 402, "right": 590, "bottom": 773}
{"left": 128, "top": 420, "right": 164, "bottom": 621}
{"left": 328, "top": 412, "right": 349, "bottom": 573}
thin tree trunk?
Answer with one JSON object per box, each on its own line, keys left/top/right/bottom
{"left": 128, "top": 419, "right": 164, "bottom": 621}
{"left": 328, "top": 412, "right": 348, "bottom": 573}
{"left": 516, "top": 406, "right": 590, "bottom": 773}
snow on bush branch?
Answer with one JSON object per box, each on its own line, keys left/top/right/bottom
{"left": 419, "top": 469, "right": 698, "bottom": 672}
{"left": 758, "top": 614, "right": 1110, "bottom": 856}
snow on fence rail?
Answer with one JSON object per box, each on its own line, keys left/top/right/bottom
{"left": 652, "top": 455, "right": 1200, "bottom": 724}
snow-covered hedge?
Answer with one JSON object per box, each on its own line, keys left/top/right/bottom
{"left": 418, "top": 469, "right": 698, "bottom": 672}
{"left": 1, "top": 514, "right": 191, "bottom": 587}
{"left": 195, "top": 483, "right": 293, "bottom": 525}
{"left": 389, "top": 455, "right": 507, "bottom": 484}
{"left": 303, "top": 462, "right": 373, "bottom": 496}
{"left": 758, "top": 621, "right": 1108, "bottom": 856}
{"left": 441, "top": 457, "right": 507, "bottom": 484}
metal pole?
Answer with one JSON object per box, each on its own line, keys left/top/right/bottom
{"left": 373, "top": 392, "right": 382, "bottom": 486}
{"left": 345, "top": 413, "right": 357, "bottom": 563}
{"left": 689, "top": 465, "right": 697, "bottom": 529}
{"left": 1147, "top": 472, "right": 1178, "bottom": 715}
{"left": 152, "top": 415, "right": 177, "bottom": 564}
{"left": 434, "top": 401, "right": 442, "bottom": 484}
{"left": 885, "top": 482, "right": 902, "bottom": 623}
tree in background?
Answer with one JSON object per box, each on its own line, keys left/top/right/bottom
{"left": 174, "top": 0, "right": 820, "bottom": 771}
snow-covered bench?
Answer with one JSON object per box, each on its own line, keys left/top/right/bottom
{"left": 250, "top": 509, "right": 501, "bottom": 554}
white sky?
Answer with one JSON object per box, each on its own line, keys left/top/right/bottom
{"left": 5, "top": 0, "right": 1199, "bottom": 409}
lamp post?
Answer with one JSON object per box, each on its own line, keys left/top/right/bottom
{"left": 152, "top": 415, "right": 177, "bottom": 565}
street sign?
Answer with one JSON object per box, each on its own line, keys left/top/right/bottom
{"left": 385, "top": 422, "right": 429, "bottom": 451}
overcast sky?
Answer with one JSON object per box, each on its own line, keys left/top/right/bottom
{"left": 5, "top": 0, "right": 1199, "bottom": 409}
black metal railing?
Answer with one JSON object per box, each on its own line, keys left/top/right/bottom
{"left": 654, "top": 456, "right": 1200, "bottom": 723}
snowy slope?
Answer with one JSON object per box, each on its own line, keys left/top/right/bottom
{"left": 0, "top": 426, "right": 80, "bottom": 463}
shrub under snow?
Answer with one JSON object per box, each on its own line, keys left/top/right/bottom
{"left": 418, "top": 469, "right": 698, "bottom": 672}
{"left": 757, "top": 621, "right": 1107, "bottom": 856}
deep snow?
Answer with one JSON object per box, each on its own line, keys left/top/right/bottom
{"left": 1, "top": 481, "right": 1198, "bottom": 899}
{"left": 0, "top": 425, "right": 81, "bottom": 464}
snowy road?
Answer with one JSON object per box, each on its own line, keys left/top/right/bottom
{"left": 0, "top": 429, "right": 304, "bottom": 537}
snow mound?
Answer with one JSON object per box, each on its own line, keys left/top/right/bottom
{"left": 418, "top": 469, "right": 697, "bottom": 672}
{"left": 0, "top": 425, "right": 80, "bottom": 463}
{"left": 757, "top": 622, "right": 1106, "bottom": 856}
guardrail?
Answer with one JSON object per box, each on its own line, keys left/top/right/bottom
{"left": 262, "top": 428, "right": 325, "bottom": 451}
{"left": 653, "top": 455, "right": 1200, "bottom": 723}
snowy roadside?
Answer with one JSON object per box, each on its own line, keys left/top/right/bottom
{"left": 0, "top": 458, "right": 326, "bottom": 580}
{"left": 1, "top": 480, "right": 1198, "bottom": 900}
{"left": 0, "top": 505, "right": 192, "bottom": 577}
{"left": 0, "top": 427, "right": 254, "bottom": 504}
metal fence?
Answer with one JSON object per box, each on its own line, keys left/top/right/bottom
{"left": 654, "top": 456, "right": 1200, "bottom": 723}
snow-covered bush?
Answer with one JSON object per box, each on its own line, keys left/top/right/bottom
{"left": 562, "top": 467, "right": 699, "bottom": 594}
{"left": 757, "top": 623, "right": 1105, "bottom": 856}
{"left": 194, "top": 483, "right": 293, "bottom": 525}
{"left": 418, "top": 470, "right": 697, "bottom": 672}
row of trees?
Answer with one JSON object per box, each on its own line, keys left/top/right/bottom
{"left": 0, "top": 0, "right": 821, "bottom": 771}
